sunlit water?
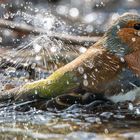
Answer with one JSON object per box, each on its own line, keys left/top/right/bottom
{"left": 0, "top": 65, "right": 140, "bottom": 140}
{"left": 0, "top": 100, "right": 140, "bottom": 139}
{"left": 0, "top": 0, "right": 140, "bottom": 139}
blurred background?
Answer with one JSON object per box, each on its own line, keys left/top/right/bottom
{"left": 0, "top": 0, "right": 140, "bottom": 46}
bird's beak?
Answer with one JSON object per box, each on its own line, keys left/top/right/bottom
{"left": 125, "top": 50, "right": 140, "bottom": 76}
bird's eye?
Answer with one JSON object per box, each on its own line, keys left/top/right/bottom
{"left": 134, "top": 23, "right": 140, "bottom": 30}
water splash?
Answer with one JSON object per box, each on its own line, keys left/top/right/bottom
{"left": 0, "top": 34, "right": 82, "bottom": 80}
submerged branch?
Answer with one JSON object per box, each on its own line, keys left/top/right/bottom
{"left": 0, "top": 18, "right": 101, "bottom": 45}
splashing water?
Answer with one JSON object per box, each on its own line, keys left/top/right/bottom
{"left": 0, "top": 1, "right": 140, "bottom": 140}
{"left": 0, "top": 34, "right": 82, "bottom": 79}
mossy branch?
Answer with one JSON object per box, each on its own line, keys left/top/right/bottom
{"left": 3, "top": 67, "right": 79, "bottom": 101}
{"left": 1, "top": 41, "right": 123, "bottom": 101}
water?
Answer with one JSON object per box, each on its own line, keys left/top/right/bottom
{"left": 0, "top": 101, "right": 139, "bottom": 139}
{"left": 0, "top": 0, "right": 140, "bottom": 139}
{"left": 1, "top": 46, "right": 140, "bottom": 138}
{"left": 0, "top": 66, "right": 140, "bottom": 140}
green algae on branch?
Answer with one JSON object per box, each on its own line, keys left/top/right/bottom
{"left": 3, "top": 13, "right": 137, "bottom": 101}
{"left": 1, "top": 39, "right": 124, "bottom": 101}
{"left": 5, "top": 44, "right": 106, "bottom": 101}
{"left": 13, "top": 67, "right": 80, "bottom": 100}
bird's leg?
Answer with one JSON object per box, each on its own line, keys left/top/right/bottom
{"left": 39, "top": 92, "right": 112, "bottom": 111}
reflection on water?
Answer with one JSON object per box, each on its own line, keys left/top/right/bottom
{"left": 0, "top": 100, "right": 139, "bottom": 139}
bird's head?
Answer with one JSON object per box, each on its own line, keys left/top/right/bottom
{"left": 101, "top": 13, "right": 140, "bottom": 75}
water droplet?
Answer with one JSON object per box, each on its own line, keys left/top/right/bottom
{"left": 95, "top": 68, "right": 98, "bottom": 72}
{"left": 137, "top": 31, "right": 140, "bottom": 36}
{"left": 83, "top": 80, "right": 88, "bottom": 86}
{"left": 83, "top": 74, "right": 87, "bottom": 79}
{"left": 114, "top": 114, "right": 125, "bottom": 119}
{"left": 67, "top": 81, "right": 69, "bottom": 85}
{"left": 23, "top": 63, "right": 28, "bottom": 67}
{"left": 117, "top": 25, "right": 120, "bottom": 29}
{"left": 104, "top": 128, "right": 109, "bottom": 134}
{"left": 35, "top": 55, "right": 42, "bottom": 61}
{"left": 43, "top": 17, "right": 54, "bottom": 30}
{"left": 4, "top": 13, "right": 9, "bottom": 19}
{"left": 84, "top": 13, "right": 97, "bottom": 23}
{"left": 92, "top": 82, "right": 94, "bottom": 85}
{"left": 33, "top": 43, "right": 42, "bottom": 53}
{"left": 69, "top": 8, "right": 79, "bottom": 18}
{"left": 34, "top": 8, "right": 39, "bottom": 12}
{"left": 96, "top": 4, "right": 99, "bottom": 7}
{"left": 120, "top": 57, "right": 125, "bottom": 63}
{"left": 79, "top": 47, "right": 87, "bottom": 53}
{"left": 31, "top": 63, "right": 36, "bottom": 69}
{"left": 78, "top": 67, "right": 84, "bottom": 74}
{"left": 135, "top": 108, "right": 140, "bottom": 115}
{"left": 56, "top": 5, "right": 68, "bottom": 15}
{"left": 50, "top": 46, "right": 57, "bottom": 53}
{"left": 1, "top": 4, "right": 6, "bottom": 8}
{"left": 35, "top": 90, "right": 38, "bottom": 95}
{"left": 128, "top": 103, "right": 134, "bottom": 111}
{"left": 86, "top": 25, "right": 94, "bottom": 33}
{"left": 95, "top": 117, "right": 102, "bottom": 124}
{"left": 0, "top": 37, "right": 2, "bottom": 43}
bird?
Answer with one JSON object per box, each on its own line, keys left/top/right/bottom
{"left": 1, "top": 13, "right": 140, "bottom": 110}
{"left": 44, "top": 13, "right": 140, "bottom": 110}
